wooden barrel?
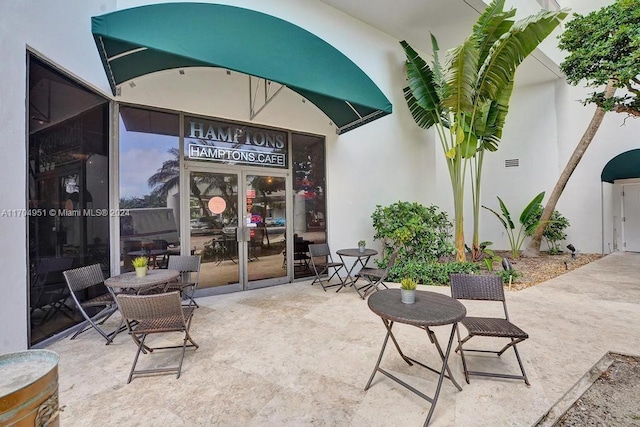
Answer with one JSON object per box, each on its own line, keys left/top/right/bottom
{"left": 0, "top": 350, "right": 59, "bottom": 426}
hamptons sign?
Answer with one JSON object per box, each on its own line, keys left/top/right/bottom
{"left": 186, "top": 118, "right": 287, "bottom": 168}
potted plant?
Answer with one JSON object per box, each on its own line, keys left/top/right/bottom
{"left": 132, "top": 256, "right": 148, "bottom": 277}
{"left": 400, "top": 278, "right": 418, "bottom": 304}
{"left": 358, "top": 240, "right": 366, "bottom": 253}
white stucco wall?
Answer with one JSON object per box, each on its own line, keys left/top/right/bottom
{"left": 114, "top": 0, "right": 436, "bottom": 253}
{"left": 0, "top": 0, "right": 116, "bottom": 353}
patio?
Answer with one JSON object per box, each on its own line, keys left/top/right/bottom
{"left": 47, "top": 251, "right": 640, "bottom": 426}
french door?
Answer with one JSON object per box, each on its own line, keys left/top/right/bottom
{"left": 186, "top": 165, "right": 290, "bottom": 292}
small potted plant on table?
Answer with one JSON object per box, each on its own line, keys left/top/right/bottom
{"left": 132, "top": 256, "right": 148, "bottom": 277}
{"left": 358, "top": 240, "right": 366, "bottom": 253}
{"left": 400, "top": 278, "right": 418, "bottom": 304}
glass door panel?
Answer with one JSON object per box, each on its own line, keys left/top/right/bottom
{"left": 189, "top": 170, "right": 240, "bottom": 288}
{"left": 245, "top": 174, "right": 288, "bottom": 287}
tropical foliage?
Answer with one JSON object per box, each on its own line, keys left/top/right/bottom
{"left": 371, "top": 201, "right": 478, "bottom": 284}
{"left": 371, "top": 201, "right": 454, "bottom": 261}
{"left": 526, "top": 0, "right": 640, "bottom": 255}
{"left": 483, "top": 192, "right": 545, "bottom": 259}
{"left": 401, "top": 0, "right": 567, "bottom": 261}
{"left": 524, "top": 204, "right": 570, "bottom": 254}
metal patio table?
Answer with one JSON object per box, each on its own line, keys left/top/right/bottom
{"left": 336, "top": 248, "right": 377, "bottom": 297}
{"left": 365, "top": 289, "right": 466, "bottom": 426}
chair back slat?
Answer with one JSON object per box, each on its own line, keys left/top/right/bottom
{"left": 168, "top": 255, "right": 201, "bottom": 273}
{"left": 450, "top": 273, "right": 505, "bottom": 302}
{"left": 308, "top": 243, "right": 330, "bottom": 258}
{"left": 63, "top": 264, "right": 105, "bottom": 292}
{"left": 117, "top": 291, "right": 184, "bottom": 321}
{"left": 387, "top": 250, "right": 399, "bottom": 270}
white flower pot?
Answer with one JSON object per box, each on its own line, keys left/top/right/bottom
{"left": 359, "top": 246, "right": 365, "bottom": 253}
{"left": 135, "top": 266, "right": 147, "bottom": 277}
{"left": 401, "top": 289, "right": 415, "bottom": 304}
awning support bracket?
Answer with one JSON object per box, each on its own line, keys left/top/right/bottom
{"left": 249, "top": 76, "right": 285, "bottom": 121}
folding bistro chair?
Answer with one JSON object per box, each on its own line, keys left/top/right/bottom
{"left": 354, "top": 250, "right": 398, "bottom": 298}
{"left": 449, "top": 273, "right": 530, "bottom": 385}
{"left": 116, "top": 291, "right": 199, "bottom": 383}
{"left": 63, "top": 264, "right": 119, "bottom": 344}
{"left": 165, "top": 255, "right": 201, "bottom": 307}
{"left": 30, "top": 257, "right": 74, "bottom": 324}
{"left": 308, "top": 243, "right": 345, "bottom": 291}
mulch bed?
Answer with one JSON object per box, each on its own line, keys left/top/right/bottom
{"left": 494, "top": 251, "right": 604, "bottom": 291}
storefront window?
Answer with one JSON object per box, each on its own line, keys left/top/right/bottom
{"left": 118, "top": 106, "right": 180, "bottom": 272}
{"left": 28, "top": 56, "right": 110, "bottom": 345}
{"left": 291, "top": 133, "right": 326, "bottom": 279}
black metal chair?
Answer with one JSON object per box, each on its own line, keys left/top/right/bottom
{"left": 30, "top": 257, "right": 74, "bottom": 324}
{"left": 308, "top": 243, "right": 345, "bottom": 291}
{"left": 165, "top": 255, "right": 201, "bottom": 307}
{"left": 115, "top": 291, "right": 199, "bottom": 383}
{"left": 63, "top": 264, "right": 119, "bottom": 344}
{"left": 354, "top": 250, "right": 398, "bottom": 298}
{"left": 449, "top": 273, "right": 530, "bottom": 385}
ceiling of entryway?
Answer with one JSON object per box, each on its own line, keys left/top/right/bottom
{"left": 319, "top": 0, "right": 566, "bottom": 85}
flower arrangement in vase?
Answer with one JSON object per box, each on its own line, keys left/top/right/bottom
{"left": 358, "top": 240, "right": 366, "bottom": 253}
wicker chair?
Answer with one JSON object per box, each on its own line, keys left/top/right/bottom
{"left": 63, "top": 264, "right": 119, "bottom": 344}
{"left": 449, "top": 273, "right": 530, "bottom": 385}
{"left": 165, "top": 255, "right": 201, "bottom": 307}
{"left": 308, "top": 243, "right": 345, "bottom": 291}
{"left": 354, "top": 250, "right": 398, "bottom": 298}
{"left": 116, "top": 291, "right": 199, "bottom": 383}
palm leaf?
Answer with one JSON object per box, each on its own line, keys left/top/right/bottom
{"left": 442, "top": 37, "right": 478, "bottom": 113}
{"left": 430, "top": 33, "right": 446, "bottom": 100}
{"left": 497, "top": 196, "right": 515, "bottom": 230}
{"left": 403, "top": 87, "right": 442, "bottom": 129}
{"left": 401, "top": 41, "right": 442, "bottom": 116}
{"left": 476, "top": 78, "right": 513, "bottom": 151}
{"left": 477, "top": 9, "right": 568, "bottom": 101}
{"left": 520, "top": 191, "right": 545, "bottom": 225}
{"left": 482, "top": 204, "right": 509, "bottom": 230}
{"left": 472, "top": 0, "right": 516, "bottom": 65}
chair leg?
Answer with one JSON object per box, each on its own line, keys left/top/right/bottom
{"left": 70, "top": 306, "right": 116, "bottom": 344}
{"left": 128, "top": 333, "right": 148, "bottom": 384}
{"left": 455, "top": 324, "right": 471, "bottom": 384}
{"left": 511, "top": 340, "right": 530, "bottom": 386}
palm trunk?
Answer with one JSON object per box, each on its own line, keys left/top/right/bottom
{"left": 524, "top": 81, "right": 616, "bottom": 257}
{"left": 472, "top": 150, "right": 484, "bottom": 261}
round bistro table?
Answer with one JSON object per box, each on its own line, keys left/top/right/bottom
{"left": 104, "top": 269, "right": 180, "bottom": 294}
{"left": 365, "top": 289, "right": 467, "bottom": 426}
{"left": 336, "top": 248, "right": 378, "bottom": 297}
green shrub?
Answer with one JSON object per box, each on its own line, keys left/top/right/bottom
{"left": 372, "top": 201, "right": 454, "bottom": 270}
{"left": 496, "top": 268, "right": 520, "bottom": 284}
{"left": 390, "top": 259, "right": 479, "bottom": 286}
{"left": 524, "top": 204, "right": 570, "bottom": 254}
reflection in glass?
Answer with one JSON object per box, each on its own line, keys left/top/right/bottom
{"left": 246, "top": 175, "right": 287, "bottom": 282}
{"left": 118, "top": 107, "right": 180, "bottom": 272}
{"left": 28, "top": 56, "right": 110, "bottom": 345}
{"left": 291, "top": 133, "right": 327, "bottom": 279}
{"left": 190, "top": 171, "right": 240, "bottom": 288}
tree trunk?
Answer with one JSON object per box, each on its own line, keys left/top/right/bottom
{"left": 524, "top": 81, "right": 616, "bottom": 257}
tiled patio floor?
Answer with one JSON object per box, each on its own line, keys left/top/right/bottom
{"left": 47, "top": 252, "right": 640, "bottom": 426}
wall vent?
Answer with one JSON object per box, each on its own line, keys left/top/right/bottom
{"left": 505, "top": 158, "right": 519, "bottom": 168}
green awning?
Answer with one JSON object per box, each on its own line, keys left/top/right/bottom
{"left": 91, "top": 3, "right": 392, "bottom": 134}
{"left": 601, "top": 149, "right": 640, "bottom": 183}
